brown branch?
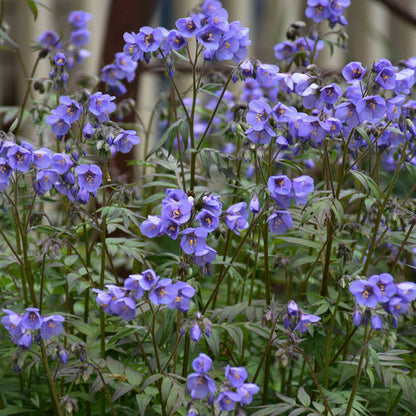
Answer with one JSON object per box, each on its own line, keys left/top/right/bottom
{"left": 371, "top": 0, "right": 416, "bottom": 27}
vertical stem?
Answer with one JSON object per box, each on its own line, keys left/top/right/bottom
{"left": 263, "top": 223, "right": 271, "bottom": 305}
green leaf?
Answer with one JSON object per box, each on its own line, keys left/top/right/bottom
{"left": 288, "top": 409, "right": 307, "bottom": 416}
{"left": 146, "top": 119, "right": 186, "bottom": 159}
{"left": 0, "top": 28, "right": 19, "bottom": 49}
{"left": 64, "top": 254, "right": 79, "bottom": 267}
{"left": 297, "top": 387, "right": 311, "bottom": 407}
{"left": 350, "top": 170, "right": 383, "bottom": 199}
{"left": 106, "top": 356, "right": 124, "bottom": 375}
{"left": 205, "top": 327, "right": 220, "bottom": 358}
{"left": 223, "top": 324, "right": 244, "bottom": 354}
{"left": 24, "top": 0, "right": 38, "bottom": 19}
{"left": 125, "top": 367, "right": 143, "bottom": 386}
{"left": 312, "top": 401, "right": 325, "bottom": 413}
{"left": 111, "top": 383, "right": 134, "bottom": 402}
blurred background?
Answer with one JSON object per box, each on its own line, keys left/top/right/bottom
{"left": 1, "top": 0, "right": 415, "bottom": 134}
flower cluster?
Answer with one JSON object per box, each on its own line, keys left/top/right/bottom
{"left": 102, "top": 0, "right": 250, "bottom": 95}
{"left": 283, "top": 300, "right": 321, "bottom": 334}
{"left": 305, "top": 0, "right": 350, "bottom": 27}
{"left": 187, "top": 353, "right": 259, "bottom": 414}
{"left": 93, "top": 268, "right": 196, "bottom": 321}
{"left": 350, "top": 273, "right": 416, "bottom": 329}
{"left": 0, "top": 137, "right": 105, "bottom": 203}
{"left": 2, "top": 308, "right": 65, "bottom": 350}
{"left": 38, "top": 10, "right": 92, "bottom": 88}
{"left": 140, "top": 190, "right": 222, "bottom": 275}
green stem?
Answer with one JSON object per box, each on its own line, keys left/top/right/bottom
{"left": 41, "top": 341, "right": 64, "bottom": 416}
{"left": 344, "top": 327, "right": 372, "bottom": 416}
{"left": 389, "top": 219, "right": 415, "bottom": 274}
{"left": 263, "top": 223, "right": 271, "bottom": 305}
{"left": 14, "top": 55, "right": 41, "bottom": 138}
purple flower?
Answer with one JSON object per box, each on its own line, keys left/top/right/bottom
{"left": 305, "top": 0, "right": 330, "bottom": 22}
{"left": 356, "top": 95, "right": 386, "bottom": 123}
{"left": 180, "top": 228, "right": 208, "bottom": 255}
{"left": 396, "top": 282, "right": 416, "bottom": 302}
{"left": 350, "top": 279, "right": 378, "bottom": 308}
{"left": 217, "top": 391, "right": 241, "bottom": 411}
{"left": 54, "top": 52, "right": 66, "bottom": 66}
{"left": 353, "top": 309, "right": 363, "bottom": 326}
{"left": 68, "top": 11, "right": 92, "bottom": 28}
{"left": 45, "top": 110, "right": 71, "bottom": 137}
{"left": 124, "top": 275, "right": 145, "bottom": 300}
{"left": 176, "top": 15, "right": 201, "bottom": 38}
{"left": 21, "top": 308, "right": 42, "bottom": 330}
{"left": 161, "top": 200, "right": 192, "bottom": 225}
{"left": 89, "top": 92, "right": 116, "bottom": 123}
{"left": 267, "top": 211, "right": 293, "bottom": 234}
{"left": 196, "top": 209, "right": 219, "bottom": 231}
{"left": 225, "top": 202, "right": 249, "bottom": 235}
{"left": 203, "top": 194, "right": 222, "bottom": 216}
{"left": 137, "top": 26, "right": 163, "bottom": 53}
{"left": 140, "top": 215, "right": 163, "bottom": 238}
{"left": 342, "top": 61, "right": 366, "bottom": 83}
{"left": 246, "top": 125, "right": 276, "bottom": 145}
{"left": 33, "top": 148, "right": 53, "bottom": 169}
{"left": 320, "top": 83, "right": 342, "bottom": 107}
{"left": 237, "top": 383, "right": 260, "bottom": 405}
{"left": 70, "top": 29, "right": 90, "bottom": 47}
{"left": 371, "top": 314, "right": 383, "bottom": 330}
{"left": 368, "top": 273, "right": 396, "bottom": 303}
{"left": 256, "top": 63, "right": 279, "bottom": 88}
{"left": 190, "top": 321, "right": 202, "bottom": 342}
{"left": 268, "top": 175, "right": 292, "bottom": 200}
{"left": 295, "top": 312, "right": 321, "bottom": 333}
{"left": 192, "top": 353, "right": 212, "bottom": 373}
{"left": 187, "top": 373, "right": 216, "bottom": 399}
{"left": 51, "top": 153, "right": 73, "bottom": 174}
{"left": 34, "top": 170, "right": 59, "bottom": 195}
{"left": 292, "top": 175, "right": 314, "bottom": 205}
{"left": 334, "top": 101, "right": 360, "bottom": 128}
{"left": 375, "top": 67, "right": 396, "bottom": 90}
{"left": 169, "top": 282, "right": 195, "bottom": 312}
{"left": 75, "top": 164, "right": 102, "bottom": 192}
{"left": 7, "top": 145, "right": 32, "bottom": 172}
{"left": 246, "top": 99, "right": 272, "bottom": 131}
{"left": 111, "top": 297, "right": 136, "bottom": 321}
{"left": 138, "top": 269, "right": 159, "bottom": 291}
{"left": 394, "top": 68, "right": 415, "bottom": 95}
{"left": 149, "top": 278, "right": 177, "bottom": 305}
{"left": 225, "top": 365, "right": 248, "bottom": 388}
{"left": 161, "top": 220, "right": 180, "bottom": 239}
{"left": 0, "top": 157, "right": 12, "bottom": 183}
{"left": 40, "top": 315, "right": 65, "bottom": 339}
{"left": 194, "top": 246, "right": 217, "bottom": 276}
{"left": 249, "top": 193, "right": 260, "bottom": 214}
{"left": 123, "top": 32, "right": 143, "bottom": 62}
{"left": 197, "top": 24, "right": 222, "bottom": 50}
{"left": 38, "top": 30, "right": 61, "bottom": 48}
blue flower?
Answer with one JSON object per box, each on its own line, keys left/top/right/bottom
{"left": 180, "top": 228, "right": 208, "bottom": 255}
{"left": 225, "top": 365, "right": 247, "bottom": 388}
{"left": 40, "top": 315, "right": 65, "bottom": 339}
{"left": 192, "top": 353, "right": 212, "bottom": 373}
{"left": 217, "top": 391, "right": 241, "bottom": 411}
{"left": 187, "top": 373, "right": 216, "bottom": 399}
{"left": 89, "top": 92, "right": 116, "bottom": 123}
{"left": 168, "top": 282, "right": 196, "bottom": 313}
{"left": 267, "top": 211, "right": 293, "bottom": 234}
{"left": 75, "top": 164, "right": 102, "bottom": 192}
{"left": 350, "top": 279, "right": 378, "bottom": 308}
{"left": 149, "top": 278, "right": 177, "bottom": 305}
{"left": 21, "top": 308, "right": 42, "bottom": 330}
{"left": 140, "top": 215, "right": 163, "bottom": 238}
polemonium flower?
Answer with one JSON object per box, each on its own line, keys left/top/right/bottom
{"left": 237, "top": 383, "right": 260, "bottom": 405}
{"left": 187, "top": 372, "right": 216, "bottom": 399}
{"left": 342, "top": 61, "right": 366, "bottom": 83}
{"left": 334, "top": 101, "right": 360, "bottom": 128}
{"left": 34, "top": 170, "right": 59, "bottom": 195}
{"left": 161, "top": 220, "right": 180, "bottom": 239}
{"left": 54, "top": 52, "right": 66, "bottom": 66}
{"left": 217, "top": 391, "right": 241, "bottom": 411}
{"left": 89, "top": 92, "right": 116, "bottom": 123}
{"left": 197, "top": 209, "right": 219, "bottom": 231}
{"left": 268, "top": 175, "right": 292, "bottom": 200}
{"left": 225, "top": 202, "right": 249, "bottom": 235}
{"left": 70, "top": 29, "right": 90, "bottom": 47}
{"left": 225, "top": 365, "right": 248, "bottom": 388}
{"left": 161, "top": 200, "right": 192, "bottom": 225}
{"left": 169, "top": 282, "right": 195, "bottom": 312}
{"left": 246, "top": 125, "right": 276, "bottom": 145}
{"left": 371, "top": 314, "right": 383, "bottom": 330}
{"left": 137, "top": 26, "right": 163, "bottom": 53}
{"left": 38, "top": 30, "right": 61, "bottom": 48}
{"left": 45, "top": 110, "right": 71, "bottom": 137}
{"left": 123, "top": 32, "right": 143, "bottom": 61}
{"left": 40, "top": 315, "right": 65, "bottom": 339}
{"left": 140, "top": 215, "right": 163, "bottom": 238}
{"left": 57, "top": 96, "right": 82, "bottom": 124}
{"left": 180, "top": 227, "right": 208, "bottom": 255}
{"left": 139, "top": 269, "right": 159, "bottom": 291}
{"left": 292, "top": 175, "right": 314, "bottom": 205}
{"left": 396, "top": 282, "right": 416, "bottom": 302}
{"left": 256, "top": 63, "right": 279, "bottom": 88}
{"left": 305, "top": 0, "right": 330, "bottom": 22}
{"left": 349, "top": 279, "right": 378, "bottom": 307}
{"left": 17, "top": 332, "right": 32, "bottom": 350}
{"left": 394, "top": 68, "right": 415, "bottom": 95}
{"left": 368, "top": 273, "right": 396, "bottom": 303}
{"left": 21, "top": 308, "right": 42, "bottom": 330}
{"left": 0, "top": 158, "right": 12, "bottom": 183}
{"left": 267, "top": 211, "right": 293, "bottom": 234}
{"left": 353, "top": 309, "right": 363, "bottom": 327}
{"left": 7, "top": 145, "right": 32, "bottom": 172}
{"left": 295, "top": 312, "right": 321, "bottom": 333}
{"left": 124, "top": 275, "right": 145, "bottom": 300}
{"left": 51, "top": 153, "right": 73, "bottom": 174}
{"left": 112, "top": 297, "right": 136, "bottom": 321}
{"left": 33, "top": 148, "right": 53, "bottom": 169}
{"left": 203, "top": 194, "right": 222, "bottom": 216}
{"left": 75, "top": 164, "right": 102, "bottom": 192}
{"left": 197, "top": 24, "right": 222, "bottom": 50}
{"left": 249, "top": 193, "right": 260, "bottom": 214}
{"left": 190, "top": 321, "right": 202, "bottom": 342}
{"left": 356, "top": 95, "right": 386, "bottom": 123}
{"left": 194, "top": 246, "right": 217, "bottom": 276}
{"left": 69, "top": 11, "right": 92, "bottom": 28}
{"left": 149, "top": 278, "right": 177, "bottom": 305}
{"left": 176, "top": 15, "right": 201, "bottom": 38}
{"left": 245, "top": 99, "right": 272, "bottom": 131}
{"left": 375, "top": 67, "right": 396, "bottom": 90}
{"left": 192, "top": 353, "right": 212, "bottom": 373}
{"left": 320, "top": 83, "right": 342, "bottom": 107}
